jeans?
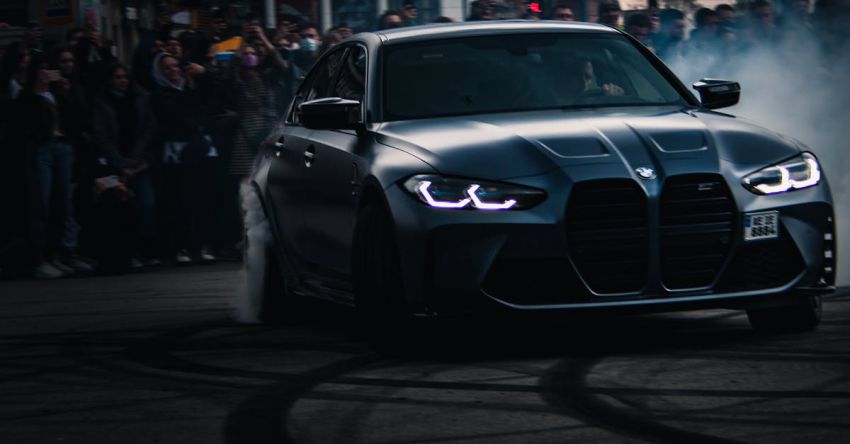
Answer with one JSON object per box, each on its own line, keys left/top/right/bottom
{"left": 128, "top": 172, "right": 157, "bottom": 258}
{"left": 32, "top": 141, "right": 72, "bottom": 257}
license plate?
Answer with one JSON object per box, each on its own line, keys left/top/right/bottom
{"left": 744, "top": 211, "right": 779, "bottom": 241}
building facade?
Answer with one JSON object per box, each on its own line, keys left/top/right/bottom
{"left": 4, "top": 1, "right": 649, "bottom": 62}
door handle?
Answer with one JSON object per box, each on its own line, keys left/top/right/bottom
{"left": 273, "top": 137, "right": 284, "bottom": 157}
{"left": 304, "top": 146, "right": 315, "bottom": 167}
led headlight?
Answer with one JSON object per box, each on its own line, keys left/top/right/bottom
{"left": 743, "top": 152, "right": 821, "bottom": 195}
{"left": 403, "top": 175, "right": 546, "bottom": 210}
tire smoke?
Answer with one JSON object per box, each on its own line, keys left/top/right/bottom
{"left": 669, "top": 41, "right": 850, "bottom": 285}
{"left": 234, "top": 180, "right": 272, "bottom": 323}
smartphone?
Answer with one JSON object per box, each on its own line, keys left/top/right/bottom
{"left": 95, "top": 175, "right": 120, "bottom": 189}
{"left": 45, "top": 70, "right": 62, "bottom": 82}
{"left": 215, "top": 51, "right": 235, "bottom": 62}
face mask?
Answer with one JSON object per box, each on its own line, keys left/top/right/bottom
{"left": 110, "top": 87, "right": 126, "bottom": 98}
{"left": 242, "top": 54, "right": 259, "bottom": 68}
{"left": 300, "top": 38, "right": 318, "bottom": 52}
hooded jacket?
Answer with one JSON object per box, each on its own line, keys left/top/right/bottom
{"left": 149, "top": 53, "right": 207, "bottom": 157}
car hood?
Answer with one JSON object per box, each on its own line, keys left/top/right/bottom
{"left": 376, "top": 106, "right": 802, "bottom": 181}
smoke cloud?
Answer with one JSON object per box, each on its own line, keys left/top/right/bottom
{"left": 234, "top": 180, "right": 273, "bottom": 323}
{"left": 670, "top": 35, "right": 850, "bottom": 285}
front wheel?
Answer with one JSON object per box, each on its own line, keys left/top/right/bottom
{"left": 352, "top": 203, "right": 411, "bottom": 352}
{"left": 256, "top": 243, "right": 293, "bottom": 323}
{"left": 747, "top": 294, "right": 822, "bottom": 333}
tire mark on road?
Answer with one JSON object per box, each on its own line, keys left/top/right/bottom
{"left": 84, "top": 319, "right": 383, "bottom": 444}
{"left": 541, "top": 357, "right": 745, "bottom": 444}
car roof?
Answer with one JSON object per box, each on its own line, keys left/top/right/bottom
{"left": 368, "top": 20, "right": 620, "bottom": 45}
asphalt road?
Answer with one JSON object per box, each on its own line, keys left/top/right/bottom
{"left": 2, "top": 264, "right": 849, "bottom": 444}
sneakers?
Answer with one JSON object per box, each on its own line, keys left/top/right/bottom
{"left": 129, "top": 258, "right": 145, "bottom": 270}
{"left": 49, "top": 259, "right": 75, "bottom": 275}
{"left": 65, "top": 255, "right": 95, "bottom": 273}
{"left": 33, "top": 261, "right": 64, "bottom": 279}
{"left": 200, "top": 246, "right": 216, "bottom": 262}
{"left": 145, "top": 258, "right": 162, "bottom": 267}
{"left": 175, "top": 250, "right": 192, "bottom": 264}
{"left": 129, "top": 257, "right": 163, "bottom": 270}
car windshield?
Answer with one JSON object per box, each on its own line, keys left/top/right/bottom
{"left": 383, "top": 33, "right": 689, "bottom": 120}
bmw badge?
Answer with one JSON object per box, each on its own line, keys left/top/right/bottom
{"left": 635, "top": 167, "right": 656, "bottom": 180}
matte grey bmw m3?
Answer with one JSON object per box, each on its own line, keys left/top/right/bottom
{"left": 250, "top": 21, "right": 836, "bottom": 334}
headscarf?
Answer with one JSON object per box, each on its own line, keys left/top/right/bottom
{"left": 151, "top": 52, "right": 184, "bottom": 91}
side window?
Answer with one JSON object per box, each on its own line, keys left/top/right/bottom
{"left": 287, "top": 75, "right": 316, "bottom": 124}
{"left": 287, "top": 49, "right": 346, "bottom": 124}
{"left": 331, "top": 46, "right": 367, "bottom": 103}
{"left": 308, "top": 49, "right": 345, "bottom": 101}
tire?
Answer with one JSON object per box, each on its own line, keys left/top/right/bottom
{"left": 747, "top": 294, "right": 822, "bottom": 333}
{"left": 352, "top": 203, "right": 411, "bottom": 352}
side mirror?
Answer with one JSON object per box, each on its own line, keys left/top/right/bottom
{"left": 693, "top": 79, "right": 740, "bottom": 110}
{"left": 299, "top": 97, "right": 361, "bottom": 130}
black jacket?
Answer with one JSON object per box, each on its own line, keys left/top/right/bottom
{"left": 12, "top": 91, "right": 60, "bottom": 147}
{"left": 150, "top": 84, "right": 210, "bottom": 164}
{"left": 92, "top": 87, "right": 156, "bottom": 169}
{"left": 150, "top": 84, "right": 206, "bottom": 143}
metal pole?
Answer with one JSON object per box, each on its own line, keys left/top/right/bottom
{"left": 265, "top": 0, "right": 275, "bottom": 29}
{"left": 321, "top": 0, "right": 332, "bottom": 31}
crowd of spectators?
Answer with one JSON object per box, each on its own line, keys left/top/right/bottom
{"left": 0, "top": 8, "right": 328, "bottom": 278}
{"left": 0, "top": 0, "right": 846, "bottom": 279}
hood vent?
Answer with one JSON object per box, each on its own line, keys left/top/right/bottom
{"left": 537, "top": 136, "right": 609, "bottom": 158}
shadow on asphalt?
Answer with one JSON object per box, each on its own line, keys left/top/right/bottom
{"left": 36, "top": 290, "right": 846, "bottom": 444}
{"left": 227, "top": 292, "right": 850, "bottom": 361}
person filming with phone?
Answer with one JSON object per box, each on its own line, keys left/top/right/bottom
{"left": 9, "top": 55, "right": 76, "bottom": 278}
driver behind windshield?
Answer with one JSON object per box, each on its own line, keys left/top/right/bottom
{"left": 579, "top": 60, "right": 625, "bottom": 96}
{"left": 383, "top": 34, "right": 686, "bottom": 120}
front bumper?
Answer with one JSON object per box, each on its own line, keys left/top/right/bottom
{"left": 387, "top": 167, "right": 835, "bottom": 316}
